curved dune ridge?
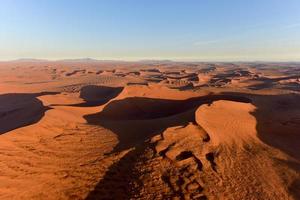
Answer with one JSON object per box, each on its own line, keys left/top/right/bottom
{"left": 85, "top": 95, "right": 251, "bottom": 121}
{"left": 0, "top": 63, "right": 299, "bottom": 200}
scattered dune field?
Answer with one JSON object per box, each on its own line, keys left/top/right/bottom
{"left": 0, "top": 60, "right": 299, "bottom": 200}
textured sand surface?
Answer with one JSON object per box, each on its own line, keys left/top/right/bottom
{"left": 0, "top": 60, "right": 299, "bottom": 199}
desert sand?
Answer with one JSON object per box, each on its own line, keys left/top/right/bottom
{"left": 0, "top": 60, "right": 299, "bottom": 199}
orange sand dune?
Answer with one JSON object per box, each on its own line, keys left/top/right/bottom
{"left": 0, "top": 61, "right": 299, "bottom": 199}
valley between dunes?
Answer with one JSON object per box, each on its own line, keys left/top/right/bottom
{"left": 0, "top": 61, "right": 299, "bottom": 199}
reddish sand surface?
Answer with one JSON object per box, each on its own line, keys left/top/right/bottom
{"left": 0, "top": 60, "right": 299, "bottom": 199}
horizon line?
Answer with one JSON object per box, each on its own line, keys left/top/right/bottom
{"left": 1, "top": 57, "right": 300, "bottom": 63}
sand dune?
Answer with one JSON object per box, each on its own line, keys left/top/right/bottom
{"left": 0, "top": 61, "right": 299, "bottom": 199}
{"left": 196, "top": 100, "right": 258, "bottom": 146}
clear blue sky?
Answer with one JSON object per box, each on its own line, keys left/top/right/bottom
{"left": 1, "top": 0, "right": 300, "bottom": 61}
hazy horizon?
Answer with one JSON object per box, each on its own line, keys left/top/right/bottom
{"left": 2, "top": 57, "right": 300, "bottom": 63}
{"left": 1, "top": 0, "right": 300, "bottom": 61}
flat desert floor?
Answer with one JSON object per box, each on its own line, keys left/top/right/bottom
{"left": 0, "top": 60, "right": 299, "bottom": 200}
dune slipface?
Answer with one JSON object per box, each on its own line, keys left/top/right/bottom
{"left": 0, "top": 61, "right": 299, "bottom": 200}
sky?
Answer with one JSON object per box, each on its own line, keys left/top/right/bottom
{"left": 1, "top": 0, "right": 300, "bottom": 61}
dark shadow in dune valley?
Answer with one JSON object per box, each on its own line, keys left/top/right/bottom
{"left": 0, "top": 92, "right": 58, "bottom": 134}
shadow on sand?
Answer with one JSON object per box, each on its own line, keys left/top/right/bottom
{"left": 84, "top": 91, "right": 300, "bottom": 199}
{"left": 71, "top": 85, "right": 123, "bottom": 107}
{"left": 0, "top": 92, "right": 59, "bottom": 134}
{"left": 84, "top": 94, "right": 251, "bottom": 153}
{"left": 84, "top": 94, "right": 252, "bottom": 199}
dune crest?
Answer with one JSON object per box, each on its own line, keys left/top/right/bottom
{"left": 196, "top": 100, "right": 258, "bottom": 146}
